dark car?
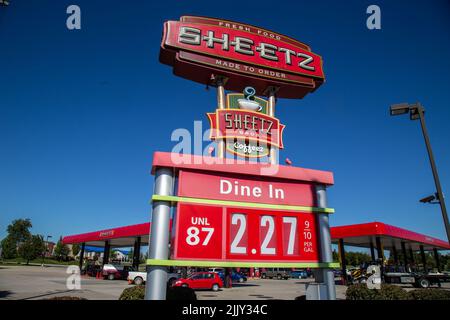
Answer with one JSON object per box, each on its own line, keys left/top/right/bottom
{"left": 291, "top": 269, "right": 308, "bottom": 279}
{"left": 85, "top": 264, "right": 102, "bottom": 277}
{"left": 332, "top": 269, "right": 343, "bottom": 277}
{"left": 261, "top": 268, "right": 291, "bottom": 280}
{"left": 218, "top": 271, "right": 248, "bottom": 283}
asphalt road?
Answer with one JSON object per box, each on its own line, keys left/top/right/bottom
{"left": 0, "top": 265, "right": 128, "bottom": 300}
{"left": 2, "top": 265, "right": 448, "bottom": 300}
{"left": 0, "top": 265, "right": 346, "bottom": 300}
{"left": 195, "top": 278, "right": 348, "bottom": 300}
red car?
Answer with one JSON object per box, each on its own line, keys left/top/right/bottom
{"left": 173, "top": 272, "right": 223, "bottom": 291}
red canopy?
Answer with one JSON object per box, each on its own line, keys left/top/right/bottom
{"left": 331, "top": 221, "right": 450, "bottom": 251}
{"left": 63, "top": 220, "right": 449, "bottom": 252}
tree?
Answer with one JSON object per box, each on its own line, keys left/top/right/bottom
{"left": 332, "top": 250, "right": 339, "bottom": 262}
{"left": 17, "top": 235, "right": 45, "bottom": 264}
{"left": 6, "top": 219, "right": 32, "bottom": 250}
{"left": 333, "top": 250, "right": 372, "bottom": 266}
{"left": 7, "top": 218, "right": 32, "bottom": 245}
{"left": 72, "top": 243, "right": 80, "bottom": 257}
{"left": 127, "top": 249, "right": 134, "bottom": 262}
{"left": 54, "top": 237, "right": 70, "bottom": 261}
{"left": 110, "top": 249, "right": 117, "bottom": 261}
{"left": 345, "top": 252, "right": 372, "bottom": 266}
{"left": 1, "top": 218, "right": 33, "bottom": 259}
{"left": 1, "top": 236, "right": 17, "bottom": 259}
{"left": 387, "top": 251, "right": 450, "bottom": 272}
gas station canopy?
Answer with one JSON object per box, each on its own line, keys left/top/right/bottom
{"left": 331, "top": 221, "right": 450, "bottom": 251}
{"left": 63, "top": 220, "right": 450, "bottom": 251}
{"left": 62, "top": 222, "right": 150, "bottom": 248}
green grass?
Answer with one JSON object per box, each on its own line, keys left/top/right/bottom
{"left": 0, "top": 258, "right": 78, "bottom": 266}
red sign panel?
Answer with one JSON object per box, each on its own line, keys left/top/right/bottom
{"left": 163, "top": 20, "right": 324, "bottom": 78}
{"left": 160, "top": 16, "right": 324, "bottom": 99}
{"left": 178, "top": 51, "right": 315, "bottom": 87}
{"left": 172, "top": 203, "right": 319, "bottom": 263}
{"left": 178, "top": 170, "right": 315, "bottom": 207}
{"left": 207, "top": 109, "right": 285, "bottom": 148}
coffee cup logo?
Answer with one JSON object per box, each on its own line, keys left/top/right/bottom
{"left": 237, "top": 87, "right": 262, "bottom": 112}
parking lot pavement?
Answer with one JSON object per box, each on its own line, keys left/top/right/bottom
{"left": 5, "top": 265, "right": 448, "bottom": 300}
{"left": 0, "top": 265, "right": 129, "bottom": 300}
{"left": 196, "top": 278, "right": 348, "bottom": 300}
{"left": 0, "top": 265, "right": 349, "bottom": 300}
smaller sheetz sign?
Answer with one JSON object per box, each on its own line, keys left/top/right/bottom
{"left": 206, "top": 86, "right": 285, "bottom": 158}
{"left": 207, "top": 109, "right": 285, "bottom": 148}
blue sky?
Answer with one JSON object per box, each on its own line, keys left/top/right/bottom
{"left": 1, "top": 0, "right": 450, "bottom": 246}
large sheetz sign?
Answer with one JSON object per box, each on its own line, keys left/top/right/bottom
{"left": 160, "top": 16, "right": 325, "bottom": 99}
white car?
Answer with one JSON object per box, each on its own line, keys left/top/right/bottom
{"left": 102, "top": 263, "right": 131, "bottom": 280}
{"left": 208, "top": 268, "right": 225, "bottom": 273}
{"left": 127, "top": 271, "right": 180, "bottom": 286}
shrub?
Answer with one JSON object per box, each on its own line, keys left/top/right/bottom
{"left": 408, "top": 289, "right": 450, "bottom": 300}
{"left": 347, "top": 284, "right": 450, "bottom": 300}
{"left": 119, "top": 285, "right": 197, "bottom": 300}
{"left": 346, "top": 284, "right": 408, "bottom": 300}
{"left": 346, "top": 284, "right": 376, "bottom": 300}
{"left": 119, "top": 285, "right": 145, "bottom": 300}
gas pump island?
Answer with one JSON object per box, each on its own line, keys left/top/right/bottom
{"left": 145, "top": 16, "right": 339, "bottom": 300}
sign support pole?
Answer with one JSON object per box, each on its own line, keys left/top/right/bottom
{"left": 145, "top": 167, "right": 174, "bottom": 300}
{"left": 213, "top": 75, "right": 234, "bottom": 287}
{"left": 215, "top": 76, "right": 226, "bottom": 159}
{"left": 314, "top": 184, "right": 336, "bottom": 300}
{"left": 267, "top": 87, "right": 278, "bottom": 165}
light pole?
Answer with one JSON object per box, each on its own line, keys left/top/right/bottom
{"left": 390, "top": 102, "right": 450, "bottom": 243}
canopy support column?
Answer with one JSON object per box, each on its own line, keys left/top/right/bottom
{"left": 391, "top": 244, "right": 398, "bottom": 264}
{"left": 401, "top": 241, "right": 408, "bottom": 268}
{"left": 338, "top": 238, "right": 347, "bottom": 284}
{"left": 433, "top": 248, "right": 441, "bottom": 272}
{"left": 370, "top": 241, "right": 376, "bottom": 261}
{"left": 376, "top": 236, "right": 384, "bottom": 264}
{"left": 79, "top": 243, "right": 85, "bottom": 271}
{"left": 133, "top": 236, "right": 141, "bottom": 270}
{"left": 103, "top": 241, "right": 110, "bottom": 266}
{"left": 419, "top": 245, "right": 427, "bottom": 273}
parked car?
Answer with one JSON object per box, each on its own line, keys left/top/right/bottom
{"left": 290, "top": 269, "right": 308, "bottom": 279}
{"left": 208, "top": 268, "right": 225, "bottom": 273}
{"left": 102, "top": 264, "right": 134, "bottom": 280}
{"left": 261, "top": 268, "right": 291, "bottom": 280}
{"left": 217, "top": 271, "right": 247, "bottom": 283}
{"left": 332, "top": 269, "right": 343, "bottom": 277}
{"left": 127, "top": 271, "right": 180, "bottom": 286}
{"left": 173, "top": 272, "right": 223, "bottom": 291}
